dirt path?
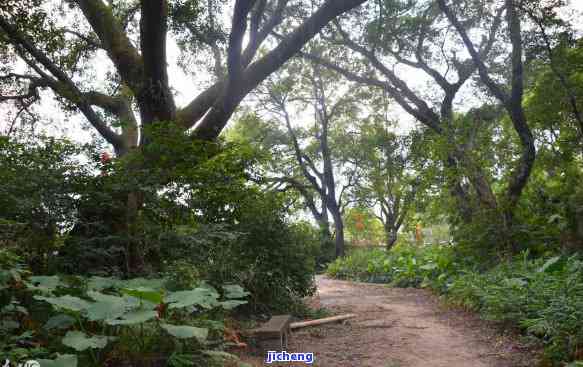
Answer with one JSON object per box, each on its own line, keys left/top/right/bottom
{"left": 241, "top": 276, "right": 536, "bottom": 367}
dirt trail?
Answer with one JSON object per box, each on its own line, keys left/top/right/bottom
{"left": 241, "top": 276, "right": 535, "bottom": 367}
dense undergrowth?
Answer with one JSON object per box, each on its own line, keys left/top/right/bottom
{"left": 0, "top": 247, "right": 260, "bottom": 367}
{"left": 327, "top": 244, "right": 583, "bottom": 365}
{"left": 0, "top": 133, "right": 322, "bottom": 366}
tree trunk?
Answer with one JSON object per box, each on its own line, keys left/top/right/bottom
{"left": 329, "top": 204, "right": 345, "bottom": 258}
{"left": 333, "top": 215, "right": 345, "bottom": 258}
{"left": 385, "top": 227, "right": 398, "bottom": 250}
{"left": 318, "top": 218, "right": 332, "bottom": 242}
{"left": 124, "top": 190, "right": 145, "bottom": 276}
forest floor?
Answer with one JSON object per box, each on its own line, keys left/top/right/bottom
{"left": 239, "top": 275, "right": 540, "bottom": 367}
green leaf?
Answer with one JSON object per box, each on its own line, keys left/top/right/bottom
{"left": 166, "top": 288, "right": 219, "bottom": 309}
{"left": 219, "top": 300, "right": 247, "bottom": 310}
{"left": 160, "top": 323, "right": 208, "bottom": 342}
{"left": 0, "top": 320, "right": 20, "bottom": 330}
{"left": 62, "top": 331, "right": 113, "bottom": 351}
{"left": 222, "top": 285, "right": 250, "bottom": 299}
{"left": 87, "top": 276, "right": 121, "bottom": 291}
{"left": 203, "top": 350, "right": 239, "bottom": 361}
{"left": 27, "top": 276, "right": 62, "bottom": 293}
{"left": 547, "top": 214, "right": 562, "bottom": 224}
{"left": 34, "top": 295, "right": 90, "bottom": 312}
{"left": 504, "top": 278, "right": 527, "bottom": 287}
{"left": 106, "top": 309, "right": 157, "bottom": 325}
{"left": 43, "top": 314, "right": 76, "bottom": 330}
{"left": 86, "top": 291, "right": 130, "bottom": 322}
{"left": 122, "top": 277, "right": 166, "bottom": 290}
{"left": 419, "top": 263, "right": 438, "bottom": 271}
{"left": 121, "top": 287, "right": 163, "bottom": 304}
{"left": 38, "top": 354, "right": 78, "bottom": 367}
{"left": 538, "top": 256, "right": 562, "bottom": 273}
{"left": 2, "top": 302, "right": 28, "bottom": 315}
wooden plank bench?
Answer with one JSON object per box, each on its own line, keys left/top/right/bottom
{"left": 252, "top": 314, "right": 292, "bottom": 351}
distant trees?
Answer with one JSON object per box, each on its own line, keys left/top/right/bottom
{"left": 231, "top": 57, "right": 364, "bottom": 257}
{"left": 298, "top": 0, "right": 580, "bottom": 250}
{"left": 231, "top": 56, "right": 432, "bottom": 254}
{"left": 302, "top": 0, "right": 504, "bottom": 223}
{"left": 349, "top": 117, "right": 427, "bottom": 249}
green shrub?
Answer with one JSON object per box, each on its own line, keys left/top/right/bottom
{"left": 160, "top": 192, "right": 318, "bottom": 314}
{"left": 326, "top": 243, "right": 458, "bottom": 288}
{"left": 446, "top": 254, "right": 583, "bottom": 364}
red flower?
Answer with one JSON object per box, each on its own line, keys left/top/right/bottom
{"left": 100, "top": 152, "right": 112, "bottom": 164}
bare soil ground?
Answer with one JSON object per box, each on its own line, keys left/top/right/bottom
{"left": 239, "top": 275, "right": 539, "bottom": 367}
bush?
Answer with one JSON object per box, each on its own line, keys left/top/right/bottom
{"left": 159, "top": 192, "right": 318, "bottom": 314}
{"left": 446, "top": 254, "right": 583, "bottom": 364}
{"left": 0, "top": 137, "right": 94, "bottom": 273}
{"left": 326, "top": 243, "right": 458, "bottom": 288}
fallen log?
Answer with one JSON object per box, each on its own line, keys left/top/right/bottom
{"left": 290, "top": 313, "right": 356, "bottom": 330}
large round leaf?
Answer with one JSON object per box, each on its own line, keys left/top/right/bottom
{"left": 86, "top": 277, "right": 121, "bottom": 291}
{"left": 222, "top": 285, "right": 250, "bottom": 299}
{"left": 61, "top": 331, "right": 113, "bottom": 351}
{"left": 43, "top": 314, "right": 76, "bottom": 330}
{"left": 106, "top": 309, "right": 157, "bottom": 325}
{"left": 86, "top": 291, "right": 131, "bottom": 322}
{"left": 160, "top": 323, "right": 208, "bottom": 342}
{"left": 34, "top": 295, "right": 90, "bottom": 312}
{"left": 165, "top": 288, "right": 219, "bottom": 309}
{"left": 38, "top": 354, "right": 78, "bottom": 367}
{"left": 27, "top": 276, "right": 63, "bottom": 293}
{"left": 121, "top": 287, "right": 164, "bottom": 304}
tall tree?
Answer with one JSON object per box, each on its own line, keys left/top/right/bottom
{"left": 233, "top": 57, "right": 362, "bottom": 257}
{"left": 0, "top": 0, "right": 367, "bottom": 153}
{"left": 0, "top": 0, "right": 367, "bottom": 272}
{"left": 437, "top": 0, "right": 536, "bottom": 230}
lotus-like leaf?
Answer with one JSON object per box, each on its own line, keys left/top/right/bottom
{"left": 160, "top": 323, "right": 208, "bottom": 342}
{"left": 86, "top": 291, "right": 130, "bottom": 321}
{"left": 61, "top": 331, "right": 113, "bottom": 351}
{"left": 27, "top": 276, "right": 62, "bottom": 293}
{"left": 43, "top": 314, "right": 76, "bottom": 330}
{"left": 219, "top": 300, "right": 247, "bottom": 310}
{"left": 166, "top": 288, "right": 219, "bottom": 309}
{"left": 222, "top": 285, "right": 250, "bottom": 299}
{"left": 106, "top": 309, "right": 157, "bottom": 325}
{"left": 121, "top": 287, "right": 163, "bottom": 304}
{"left": 34, "top": 295, "right": 90, "bottom": 312}
{"left": 38, "top": 354, "right": 78, "bottom": 367}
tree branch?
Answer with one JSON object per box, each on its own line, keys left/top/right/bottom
{"left": 437, "top": 0, "right": 509, "bottom": 103}
{"left": 74, "top": 0, "right": 144, "bottom": 93}
{"left": 0, "top": 15, "right": 122, "bottom": 148}
{"left": 191, "top": 0, "right": 367, "bottom": 140}
{"left": 242, "top": 0, "right": 288, "bottom": 67}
